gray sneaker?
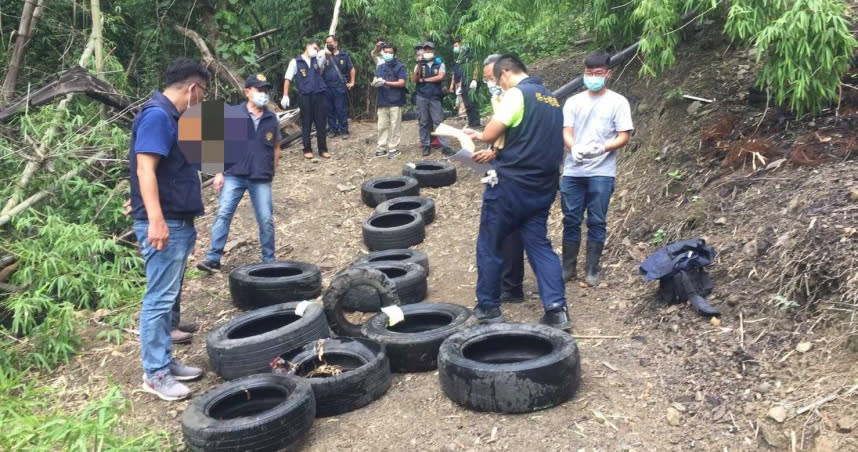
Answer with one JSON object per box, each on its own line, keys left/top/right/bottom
{"left": 169, "top": 359, "right": 203, "bottom": 381}
{"left": 142, "top": 370, "right": 190, "bottom": 401}
{"left": 387, "top": 149, "right": 401, "bottom": 159}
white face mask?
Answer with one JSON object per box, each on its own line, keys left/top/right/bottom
{"left": 486, "top": 80, "right": 503, "bottom": 97}
{"left": 423, "top": 52, "right": 434, "bottom": 60}
{"left": 308, "top": 48, "right": 318, "bottom": 57}
{"left": 251, "top": 91, "right": 269, "bottom": 107}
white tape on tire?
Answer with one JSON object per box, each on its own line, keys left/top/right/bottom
{"left": 380, "top": 305, "right": 405, "bottom": 327}
{"left": 406, "top": 162, "right": 416, "bottom": 169}
{"left": 295, "top": 300, "right": 320, "bottom": 317}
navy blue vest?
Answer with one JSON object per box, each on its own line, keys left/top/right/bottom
{"left": 225, "top": 104, "right": 279, "bottom": 181}
{"left": 323, "top": 51, "right": 352, "bottom": 88}
{"left": 416, "top": 60, "right": 443, "bottom": 100}
{"left": 294, "top": 56, "right": 327, "bottom": 95}
{"left": 376, "top": 60, "right": 406, "bottom": 107}
{"left": 129, "top": 92, "right": 204, "bottom": 221}
{"left": 492, "top": 77, "right": 564, "bottom": 193}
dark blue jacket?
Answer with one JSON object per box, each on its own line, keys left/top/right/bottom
{"left": 375, "top": 59, "right": 407, "bottom": 107}
{"left": 416, "top": 59, "right": 443, "bottom": 100}
{"left": 639, "top": 239, "right": 716, "bottom": 281}
{"left": 323, "top": 51, "right": 353, "bottom": 89}
{"left": 293, "top": 56, "right": 327, "bottom": 95}
{"left": 129, "top": 92, "right": 203, "bottom": 221}
{"left": 492, "top": 77, "right": 564, "bottom": 192}
{"left": 225, "top": 104, "right": 279, "bottom": 181}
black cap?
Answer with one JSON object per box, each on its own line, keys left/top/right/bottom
{"left": 414, "top": 41, "right": 425, "bottom": 50}
{"left": 245, "top": 73, "right": 272, "bottom": 89}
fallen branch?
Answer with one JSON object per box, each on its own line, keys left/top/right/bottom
{"left": 174, "top": 25, "right": 244, "bottom": 93}
{"left": 0, "top": 262, "right": 18, "bottom": 283}
{"left": 0, "top": 282, "right": 21, "bottom": 294}
{"left": 796, "top": 384, "right": 858, "bottom": 415}
{"left": 242, "top": 28, "right": 281, "bottom": 42}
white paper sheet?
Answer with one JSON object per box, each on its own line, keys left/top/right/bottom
{"left": 449, "top": 148, "right": 493, "bottom": 174}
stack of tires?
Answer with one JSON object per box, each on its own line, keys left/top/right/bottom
{"left": 360, "top": 161, "right": 456, "bottom": 251}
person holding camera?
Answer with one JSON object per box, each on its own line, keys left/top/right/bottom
{"left": 412, "top": 42, "right": 446, "bottom": 156}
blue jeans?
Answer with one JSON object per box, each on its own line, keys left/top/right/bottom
{"left": 134, "top": 219, "right": 196, "bottom": 376}
{"left": 206, "top": 175, "right": 275, "bottom": 263}
{"left": 560, "top": 176, "right": 615, "bottom": 243}
{"left": 325, "top": 87, "right": 348, "bottom": 134}
{"left": 476, "top": 181, "right": 566, "bottom": 311}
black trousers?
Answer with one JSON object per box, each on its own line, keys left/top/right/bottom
{"left": 501, "top": 229, "right": 524, "bottom": 294}
{"left": 461, "top": 82, "right": 481, "bottom": 128}
{"left": 298, "top": 92, "right": 328, "bottom": 154}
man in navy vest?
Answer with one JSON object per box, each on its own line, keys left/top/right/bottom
{"left": 282, "top": 39, "right": 330, "bottom": 159}
{"left": 129, "top": 58, "right": 209, "bottom": 400}
{"left": 412, "top": 41, "right": 446, "bottom": 156}
{"left": 323, "top": 35, "right": 355, "bottom": 139}
{"left": 450, "top": 39, "right": 481, "bottom": 128}
{"left": 198, "top": 74, "right": 281, "bottom": 274}
{"left": 464, "top": 55, "right": 570, "bottom": 331}
{"left": 373, "top": 42, "right": 407, "bottom": 158}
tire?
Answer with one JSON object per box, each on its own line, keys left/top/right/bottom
{"left": 375, "top": 196, "right": 436, "bottom": 225}
{"left": 181, "top": 374, "right": 315, "bottom": 452}
{"left": 272, "top": 337, "right": 392, "bottom": 417}
{"left": 361, "top": 176, "right": 420, "bottom": 208}
{"left": 362, "top": 303, "right": 473, "bottom": 373}
{"left": 352, "top": 249, "right": 430, "bottom": 275}
{"left": 438, "top": 323, "right": 581, "bottom": 413}
{"left": 207, "top": 302, "right": 330, "bottom": 380}
{"left": 402, "top": 161, "right": 457, "bottom": 188}
{"left": 362, "top": 211, "right": 425, "bottom": 251}
{"left": 342, "top": 262, "right": 427, "bottom": 312}
{"left": 323, "top": 267, "right": 400, "bottom": 337}
{"left": 229, "top": 261, "right": 322, "bottom": 310}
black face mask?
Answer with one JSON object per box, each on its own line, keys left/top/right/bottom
{"left": 326, "top": 44, "right": 335, "bottom": 51}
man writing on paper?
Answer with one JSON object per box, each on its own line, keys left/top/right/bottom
{"left": 463, "top": 55, "right": 570, "bottom": 331}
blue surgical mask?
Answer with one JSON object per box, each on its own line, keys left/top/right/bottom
{"left": 382, "top": 53, "right": 394, "bottom": 62}
{"left": 252, "top": 91, "right": 269, "bottom": 107}
{"left": 486, "top": 81, "right": 502, "bottom": 97}
{"left": 583, "top": 76, "right": 606, "bottom": 92}
{"left": 453, "top": 47, "right": 460, "bottom": 54}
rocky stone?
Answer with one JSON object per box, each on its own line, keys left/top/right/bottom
{"left": 666, "top": 406, "right": 682, "bottom": 426}
{"left": 637, "top": 103, "right": 650, "bottom": 114}
{"left": 758, "top": 419, "right": 787, "bottom": 448}
{"left": 795, "top": 341, "right": 812, "bottom": 353}
{"left": 714, "top": 217, "right": 727, "bottom": 225}
{"left": 756, "top": 382, "right": 772, "bottom": 394}
{"left": 849, "top": 187, "right": 858, "bottom": 202}
{"left": 743, "top": 239, "right": 759, "bottom": 257}
{"left": 837, "top": 415, "right": 855, "bottom": 433}
{"left": 768, "top": 405, "right": 787, "bottom": 423}
{"left": 336, "top": 183, "right": 356, "bottom": 192}
{"left": 687, "top": 101, "right": 702, "bottom": 116}
{"left": 813, "top": 436, "right": 836, "bottom": 452}
{"left": 727, "top": 294, "right": 741, "bottom": 307}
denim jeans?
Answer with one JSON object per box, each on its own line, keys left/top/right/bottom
{"left": 560, "top": 176, "right": 615, "bottom": 243}
{"left": 134, "top": 219, "right": 196, "bottom": 376}
{"left": 476, "top": 181, "right": 566, "bottom": 311}
{"left": 206, "top": 175, "right": 275, "bottom": 263}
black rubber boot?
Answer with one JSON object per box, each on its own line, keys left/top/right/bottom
{"left": 584, "top": 241, "right": 604, "bottom": 287}
{"left": 678, "top": 271, "right": 720, "bottom": 317}
{"left": 540, "top": 307, "right": 571, "bottom": 331}
{"left": 562, "top": 241, "right": 580, "bottom": 283}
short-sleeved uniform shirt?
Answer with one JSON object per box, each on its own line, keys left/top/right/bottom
{"left": 134, "top": 108, "right": 175, "bottom": 158}
{"left": 561, "top": 89, "right": 633, "bottom": 178}
{"left": 285, "top": 54, "right": 327, "bottom": 81}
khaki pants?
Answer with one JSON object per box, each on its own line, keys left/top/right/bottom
{"left": 377, "top": 106, "right": 402, "bottom": 152}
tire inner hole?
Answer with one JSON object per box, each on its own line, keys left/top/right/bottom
{"left": 208, "top": 387, "right": 288, "bottom": 420}
{"left": 389, "top": 201, "right": 422, "bottom": 211}
{"left": 369, "top": 254, "right": 410, "bottom": 262}
{"left": 369, "top": 213, "right": 414, "bottom": 228}
{"left": 463, "top": 335, "right": 553, "bottom": 364}
{"left": 296, "top": 352, "right": 365, "bottom": 378}
{"left": 415, "top": 164, "right": 442, "bottom": 171}
{"left": 248, "top": 267, "right": 303, "bottom": 278}
{"left": 374, "top": 180, "right": 406, "bottom": 189}
{"left": 228, "top": 313, "right": 300, "bottom": 339}
{"left": 389, "top": 312, "right": 453, "bottom": 333}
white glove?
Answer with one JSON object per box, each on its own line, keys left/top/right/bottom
{"left": 280, "top": 96, "right": 290, "bottom": 108}
{"left": 469, "top": 80, "right": 477, "bottom": 90}
{"left": 371, "top": 77, "right": 386, "bottom": 88}
{"left": 580, "top": 143, "right": 606, "bottom": 159}
{"left": 456, "top": 87, "right": 462, "bottom": 96}
{"left": 571, "top": 144, "right": 588, "bottom": 164}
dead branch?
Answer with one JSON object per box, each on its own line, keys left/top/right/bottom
{"left": 1, "top": 0, "right": 45, "bottom": 103}
{"left": 0, "top": 282, "right": 21, "bottom": 294}
{"left": 0, "top": 262, "right": 17, "bottom": 283}
{"left": 174, "top": 25, "right": 244, "bottom": 93}
{"left": 243, "top": 28, "right": 281, "bottom": 42}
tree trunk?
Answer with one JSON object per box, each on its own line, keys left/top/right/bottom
{"left": 328, "top": 0, "right": 342, "bottom": 36}
{"left": 173, "top": 25, "right": 244, "bottom": 93}
{"left": 1, "top": 0, "right": 45, "bottom": 103}
{"left": 90, "top": 0, "right": 104, "bottom": 78}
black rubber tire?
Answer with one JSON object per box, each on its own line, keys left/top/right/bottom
{"left": 402, "top": 161, "right": 457, "bottom": 188}
{"left": 229, "top": 261, "right": 322, "bottom": 310}
{"left": 362, "top": 211, "right": 425, "bottom": 251}
{"left": 361, "top": 176, "right": 420, "bottom": 208}
{"left": 181, "top": 374, "right": 315, "bottom": 452}
{"left": 375, "top": 196, "right": 436, "bottom": 225}
{"left": 342, "top": 262, "right": 427, "bottom": 312}
{"left": 322, "top": 267, "right": 400, "bottom": 337}
{"left": 438, "top": 323, "right": 581, "bottom": 413}
{"left": 272, "top": 337, "right": 392, "bottom": 417}
{"left": 207, "top": 302, "right": 330, "bottom": 380}
{"left": 362, "top": 303, "right": 473, "bottom": 373}
{"left": 352, "top": 249, "right": 430, "bottom": 275}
